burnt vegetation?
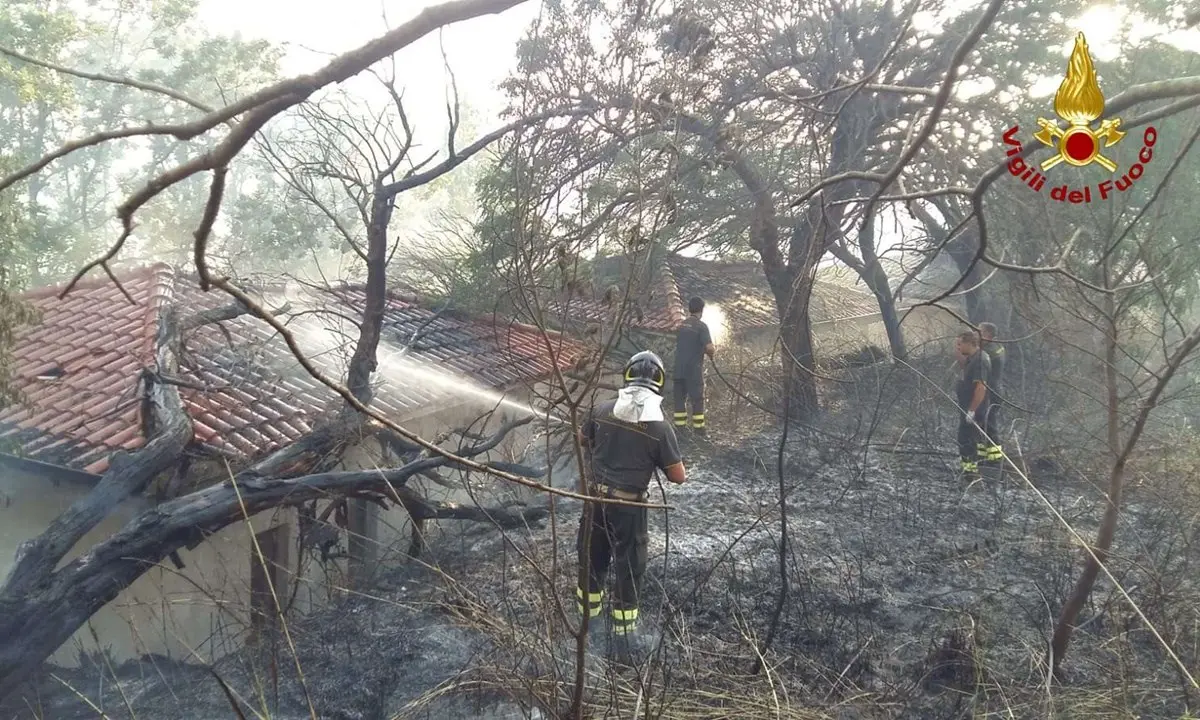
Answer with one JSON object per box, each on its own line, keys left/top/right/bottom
{"left": 3, "top": 0, "right": 1200, "bottom": 718}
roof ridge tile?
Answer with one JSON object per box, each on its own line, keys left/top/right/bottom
{"left": 18, "top": 262, "right": 173, "bottom": 301}
{"left": 660, "top": 254, "right": 685, "bottom": 330}
{"left": 139, "top": 264, "right": 177, "bottom": 362}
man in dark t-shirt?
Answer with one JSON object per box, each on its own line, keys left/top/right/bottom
{"left": 673, "top": 296, "right": 716, "bottom": 435}
{"left": 978, "top": 322, "right": 1005, "bottom": 466}
{"left": 576, "top": 351, "right": 686, "bottom": 661}
{"left": 954, "top": 330, "right": 991, "bottom": 480}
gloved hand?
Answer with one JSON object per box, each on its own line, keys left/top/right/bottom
{"left": 964, "top": 410, "right": 978, "bottom": 424}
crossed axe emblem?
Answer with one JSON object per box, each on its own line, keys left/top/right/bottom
{"left": 1033, "top": 117, "right": 1126, "bottom": 172}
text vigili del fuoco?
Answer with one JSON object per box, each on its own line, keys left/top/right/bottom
{"left": 1002, "top": 125, "right": 1159, "bottom": 204}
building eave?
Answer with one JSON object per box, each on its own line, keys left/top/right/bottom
{"left": 0, "top": 452, "right": 104, "bottom": 486}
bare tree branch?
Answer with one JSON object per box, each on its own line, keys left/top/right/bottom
{"left": 0, "top": 44, "right": 214, "bottom": 112}
{"left": 380, "top": 105, "right": 597, "bottom": 195}
{"left": 858, "top": 0, "right": 1004, "bottom": 223}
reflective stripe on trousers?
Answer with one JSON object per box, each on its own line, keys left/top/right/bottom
{"left": 611, "top": 606, "right": 638, "bottom": 635}
{"left": 576, "top": 587, "right": 602, "bottom": 618}
{"left": 977, "top": 443, "right": 1003, "bottom": 461}
{"left": 674, "top": 412, "right": 707, "bottom": 429}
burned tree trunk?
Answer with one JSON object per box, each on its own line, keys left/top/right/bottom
{"left": 773, "top": 279, "right": 820, "bottom": 418}
{"left": 829, "top": 214, "right": 908, "bottom": 361}
{"left": 830, "top": 187, "right": 908, "bottom": 360}
{"left": 906, "top": 198, "right": 988, "bottom": 323}
{"left": 946, "top": 235, "right": 988, "bottom": 323}
{"left": 860, "top": 257, "right": 907, "bottom": 360}
{"left": 343, "top": 181, "right": 399, "bottom": 585}
{"left": 344, "top": 193, "right": 394, "bottom": 408}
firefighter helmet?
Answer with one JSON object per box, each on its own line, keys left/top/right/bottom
{"left": 623, "top": 350, "right": 666, "bottom": 394}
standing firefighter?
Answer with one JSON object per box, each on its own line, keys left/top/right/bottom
{"left": 978, "top": 322, "right": 1005, "bottom": 466}
{"left": 576, "top": 351, "right": 687, "bottom": 661}
{"left": 954, "top": 330, "right": 991, "bottom": 480}
{"left": 673, "top": 296, "right": 716, "bottom": 435}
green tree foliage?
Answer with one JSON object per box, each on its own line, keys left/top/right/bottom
{"left": 0, "top": 159, "right": 37, "bottom": 410}
{"left": 0, "top": 0, "right": 285, "bottom": 281}
{"left": 404, "top": 138, "right": 555, "bottom": 317}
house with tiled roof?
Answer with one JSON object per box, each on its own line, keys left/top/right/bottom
{"left": 0, "top": 263, "right": 587, "bottom": 666}
{"left": 546, "top": 250, "right": 961, "bottom": 361}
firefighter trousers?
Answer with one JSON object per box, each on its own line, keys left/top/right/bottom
{"left": 576, "top": 495, "right": 648, "bottom": 635}
{"left": 958, "top": 414, "right": 982, "bottom": 474}
{"left": 978, "top": 401, "right": 1003, "bottom": 462}
{"left": 672, "top": 372, "right": 705, "bottom": 432}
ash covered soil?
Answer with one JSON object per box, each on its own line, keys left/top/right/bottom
{"left": 6, "top": 428, "right": 1195, "bottom": 719}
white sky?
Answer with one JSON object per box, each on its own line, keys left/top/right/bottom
{"left": 198, "top": 0, "right": 539, "bottom": 134}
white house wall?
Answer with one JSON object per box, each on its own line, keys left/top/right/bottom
{"left": 0, "top": 465, "right": 294, "bottom": 666}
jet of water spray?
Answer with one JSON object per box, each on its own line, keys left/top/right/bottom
{"left": 704, "top": 302, "right": 730, "bottom": 346}
{"left": 375, "top": 345, "right": 569, "bottom": 424}
{"left": 262, "top": 299, "right": 572, "bottom": 427}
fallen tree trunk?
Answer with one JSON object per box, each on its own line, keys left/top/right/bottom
{"left": 0, "top": 416, "right": 540, "bottom": 701}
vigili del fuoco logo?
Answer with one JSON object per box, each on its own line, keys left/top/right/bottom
{"left": 1001, "top": 33, "right": 1157, "bottom": 204}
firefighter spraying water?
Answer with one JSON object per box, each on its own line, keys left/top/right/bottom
{"left": 574, "top": 351, "right": 687, "bottom": 664}
{"left": 672, "top": 297, "right": 717, "bottom": 437}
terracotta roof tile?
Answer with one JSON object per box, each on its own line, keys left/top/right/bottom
{"left": 106, "top": 425, "right": 142, "bottom": 449}
{"left": 83, "top": 458, "right": 110, "bottom": 474}
{"left": 1, "top": 265, "right": 588, "bottom": 473}
{"left": 224, "top": 432, "right": 260, "bottom": 457}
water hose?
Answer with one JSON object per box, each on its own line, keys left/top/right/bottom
{"left": 650, "top": 468, "right": 671, "bottom": 667}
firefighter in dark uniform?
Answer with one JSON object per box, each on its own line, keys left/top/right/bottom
{"left": 576, "top": 351, "right": 686, "bottom": 660}
{"left": 955, "top": 330, "right": 991, "bottom": 480}
{"left": 673, "top": 296, "right": 716, "bottom": 435}
{"left": 978, "top": 322, "right": 1005, "bottom": 465}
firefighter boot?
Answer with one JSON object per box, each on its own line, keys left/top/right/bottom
{"left": 610, "top": 625, "right": 656, "bottom": 666}
{"left": 960, "top": 458, "right": 980, "bottom": 484}
{"left": 608, "top": 606, "right": 649, "bottom": 664}
{"left": 977, "top": 443, "right": 1003, "bottom": 481}
{"left": 672, "top": 411, "right": 689, "bottom": 438}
